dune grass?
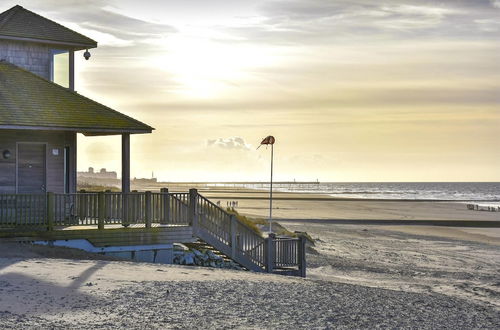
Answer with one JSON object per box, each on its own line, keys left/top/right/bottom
{"left": 77, "top": 183, "right": 120, "bottom": 192}
{"left": 225, "top": 208, "right": 306, "bottom": 239}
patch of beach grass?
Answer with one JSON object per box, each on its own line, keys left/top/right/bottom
{"left": 77, "top": 183, "right": 120, "bottom": 192}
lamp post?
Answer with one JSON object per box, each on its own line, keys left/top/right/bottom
{"left": 257, "top": 136, "right": 275, "bottom": 233}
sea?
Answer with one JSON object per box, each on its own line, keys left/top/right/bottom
{"left": 226, "top": 182, "right": 500, "bottom": 207}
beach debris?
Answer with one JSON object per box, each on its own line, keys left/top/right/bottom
{"left": 466, "top": 204, "right": 499, "bottom": 212}
{"left": 173, "top": 249, "right": 243, "bottom": 270}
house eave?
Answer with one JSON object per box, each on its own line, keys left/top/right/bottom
{"left": 0, "top": 124, "right": 153, "bottom": 135}
{"left": 0, "top": 34, "right": 97, "bottom": 50}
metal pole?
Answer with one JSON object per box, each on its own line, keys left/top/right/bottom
{"left": 269, "top": 144, "right": 273, "bottom": 233}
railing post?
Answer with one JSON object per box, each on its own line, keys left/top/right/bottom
{"left": 78, "top": 189, "right": 86, "bottom": 220}
{"left": 145, "top": 191, "right": 152, "bottom": 228}
{"left": 298, "top": 235, "right": 307, "bottom": 277}
{"left": 265, "top": 233, "right": 276, "bottom": 273}
{"left": 105, "top": 190, "right": 111, "bottom": 220}
{"left": 189, "top": 188, "right": 198, "bottom": 232}
{"left": 230, "top": 215, "right": 237, "bottom": 259}
{"left": 122, "top": 192, "right": 129, "bottom": 227}
{"left": 46, "top": 192, "right": 54, "bottom": 231}
{"left": 98, "top": 192, "right": 105, "bottom": 230}
{"left": 160, "top": 188, "right": 170, "bottom": 224}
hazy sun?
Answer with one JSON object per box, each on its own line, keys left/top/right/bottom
{"left": 154, "top": 32, "right": 278, "bottom": 99}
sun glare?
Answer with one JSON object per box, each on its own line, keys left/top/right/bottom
{"left": 154, "top": 33, "right": 278, "bottom": 98}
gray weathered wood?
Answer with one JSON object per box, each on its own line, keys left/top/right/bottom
{"left": 145, "top": 191, "right": 152, "bottom": 228}
{"left": 98, "top": 192, "right": 105, "bottom": 230}
{"left": 0, "top": 40, "right": 51, "bottom": 79}
{"left": 189, "top": 188, "right": 198, "bottom": 229}
{"left": 298, "top": 235, "right": 307, "bottom": 277}
{"left": 46, "top": 192, "right": 54, "bottom": 231}
{"left": 265, "top": 233, "right": 276, "bottom": 273}
{"left": 69, "top": 50, "right": 74, "bottom": 91}
{"left": 121, "top": 133, "right": 130, "bottom": 193}
{"left": 160, "top": 188, "right": 170, "bottom": 224}
{"left": 0, "top": 130, "right": 76, "bottom": 194}
{"left": 230, "top": 215, "right": 237, "bottom": 259}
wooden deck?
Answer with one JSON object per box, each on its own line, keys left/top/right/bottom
{"left": 0, "top": 189, "right": 307, "bottom": 277}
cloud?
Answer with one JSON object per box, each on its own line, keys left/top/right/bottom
{"left": 207, "top": 137, "right": 252, "bottom": 150}
{"left": 7, "top": 1, "right": 176, "bottom": 47}
{"left": 214, "top": 0, "right": 499, "bottom": 46}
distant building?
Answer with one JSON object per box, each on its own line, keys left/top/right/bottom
{"left": 133, "top": 172, "right": 157, "bottom": 184}
{"left": 78, "top": 167, "right": 117, "bottom": 179}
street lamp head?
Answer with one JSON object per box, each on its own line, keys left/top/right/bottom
{"left": 83, "top": 49, "right": 91, "bottom": 60}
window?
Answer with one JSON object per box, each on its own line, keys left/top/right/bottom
{"left": 51, "top": 49, "right": 69, "bottom": 88}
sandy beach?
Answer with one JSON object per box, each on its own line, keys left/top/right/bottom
{"left": 1, "top": 187, "right": 499, "bottom": 328}
{"left": 1, "top": 218, "right": 499, "bottom": 328}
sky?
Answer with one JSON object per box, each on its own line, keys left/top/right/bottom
{"left": 7, "top": 0, "right": 500, "bottom": 182}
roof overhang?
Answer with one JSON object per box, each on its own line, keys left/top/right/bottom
{"left": 0, "top": 34, "right": 97, "bottom": 50}
{"left": 0, "top": 125, "right": 153, "bottom": 136}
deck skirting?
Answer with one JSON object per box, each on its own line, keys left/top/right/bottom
{"left": 0, "top": 225, "right": 195, "bottom": 246}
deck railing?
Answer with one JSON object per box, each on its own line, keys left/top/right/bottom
{"left": 193, "top": 190, "right": 305, "bottom": 276}
{"left": 0, "top": 190, "right": 191, "bottom": 229}
{"left": 0, "top": 194, "right": 47, "bottom": 227}
{"left": 0, "top": 189, "right": 306, "bottom": 276}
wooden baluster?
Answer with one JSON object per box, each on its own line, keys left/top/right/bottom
{"left": 46, "top": 192, "right": 54, "bottom": 231}
{"left": 230, "top": 214, "right": 237, "bottom": 258}
{"left": 145, "top": 191, "right": 152, "bottom": 228}
{"left": 98, "top": 192, "right": 105, "bottom": 230}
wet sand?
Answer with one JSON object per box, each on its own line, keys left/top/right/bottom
{"left": 198, "top": 189, "right": 500, "bottom": 221}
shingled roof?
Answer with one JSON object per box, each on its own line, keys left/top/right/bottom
{"left": 0, "top": 61, "right": 153, "bottom": 135}
{"left": 0, "top": 5, "right": 97, "bottom": 49}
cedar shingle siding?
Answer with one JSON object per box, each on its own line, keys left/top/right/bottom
{"left": 0, "top": 40, "right": 51, "bottom": 79}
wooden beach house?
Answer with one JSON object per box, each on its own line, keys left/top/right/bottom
{"left": 0, "top": 5, "right": 306, "bottom": 277}
{"left": 0, "top": 5, "right": 152, "bottom": 195}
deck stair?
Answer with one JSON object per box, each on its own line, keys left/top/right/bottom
{"left": 190, "top": 189, "right": 306, "bottom": 276}
{"left": 184, "top": 240, "right": 246, "bottom": 269}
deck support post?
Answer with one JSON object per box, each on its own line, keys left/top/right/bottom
{"left": 160, "top": 188, "right": 170, "bottom": 224}
{"left": 189, "top": 188, "right": 198, "bottom": 233}
{"left": 265, "top": 233, "right": 276, "bottom": 273}
{"left": 230, "top": 215, "right": 237, "bottom": 258}
{"left": 98, "top": 192, "right": 105, "bottom": 230}
{"left": 46, "top": 192, "right": 54, "bottom": 231}
{"left": 298, "top": 234, "right": 307, "bottom": 277}
{"left": 121, "top": 133, "right": 130, "bottom": 193}
{"left": 69, "top": 50, "right": 75, "bottom": 91}
{"left": 145, "top": 191, "right": 152, "bottom": 228}
{"left": 122, "top": 133, "right": 130, "bottom": 227}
